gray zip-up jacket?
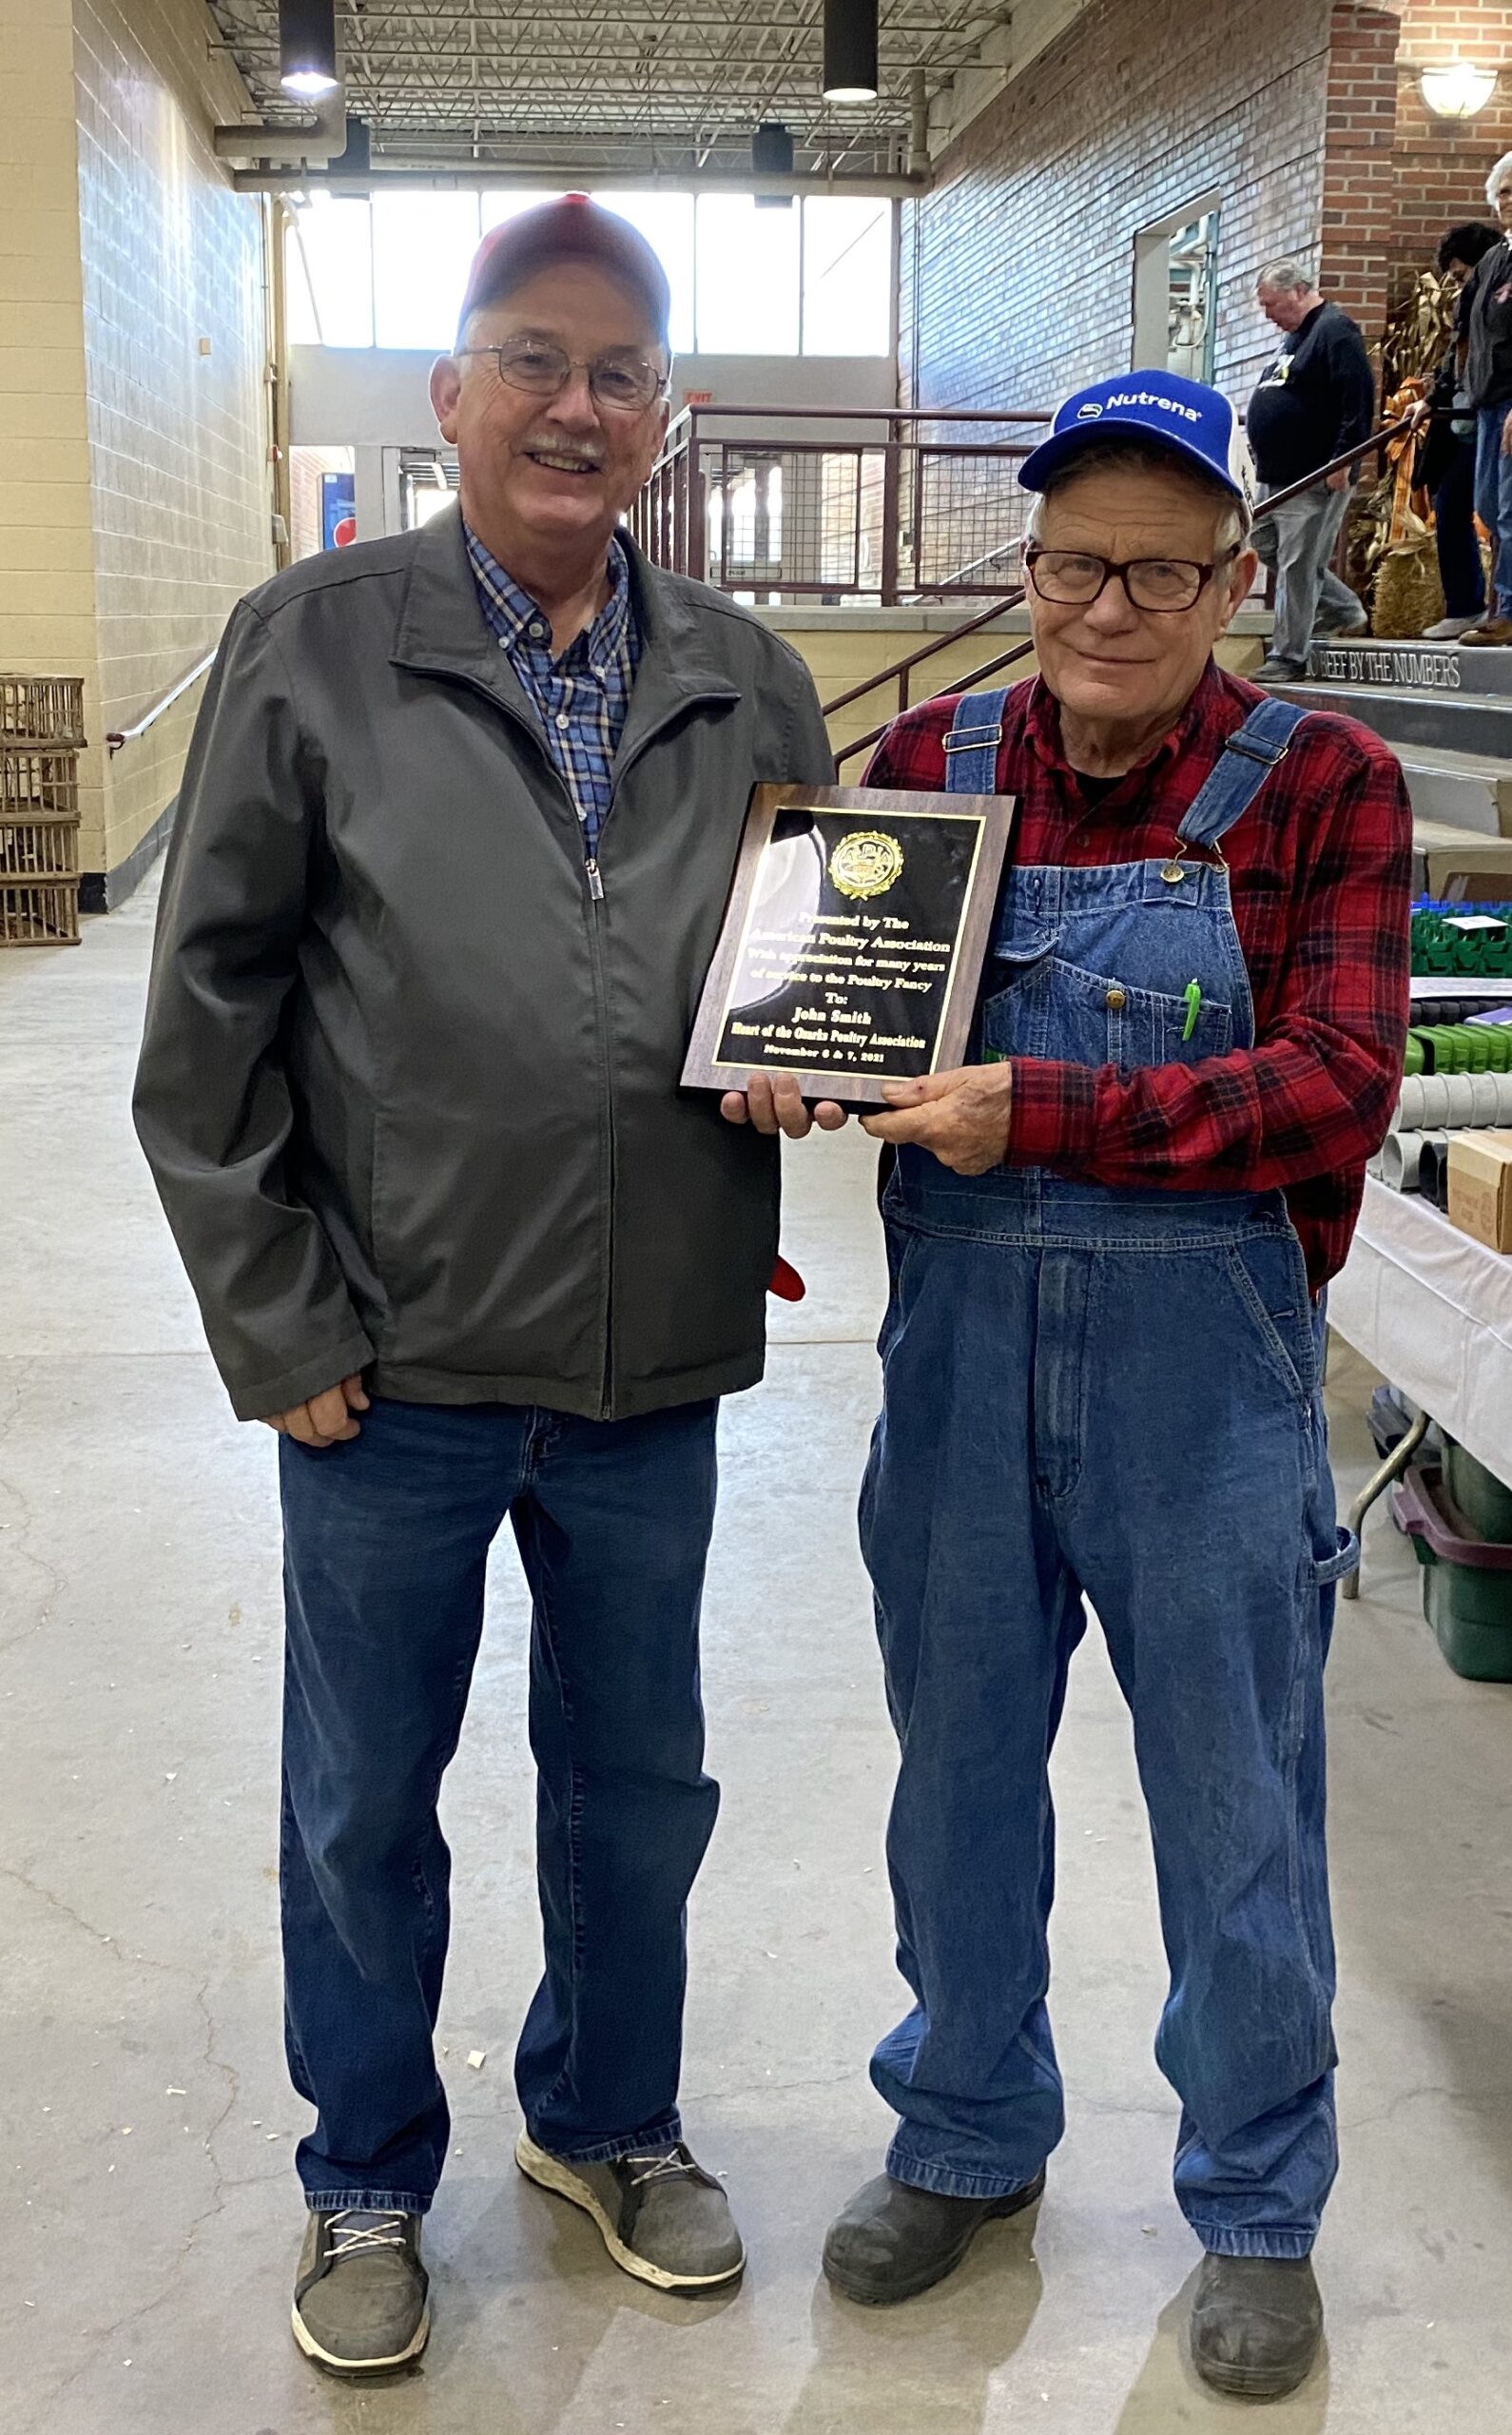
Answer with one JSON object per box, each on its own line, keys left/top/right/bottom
{"left": 133, "top": 512, "right": 835, "bottom": 1424}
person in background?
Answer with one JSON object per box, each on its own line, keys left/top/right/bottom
{"left": 1248, "top": 262, "right": 1375, "bottom": 680}
{"left": 1455, "top": 158, "right": 1512, "bottom": 645}
{"left": 1416, "top": 221, "right": 1502, "bottom": 640}
{"left": 134, "top": 196, "right": 839, "bottom": 2381}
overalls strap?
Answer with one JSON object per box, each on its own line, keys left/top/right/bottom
{"left": 1175, "top": 698, "right": 1310, "bottom": 852}
{"left": 941, "top": 688, "right": 1011, "bottom": 794}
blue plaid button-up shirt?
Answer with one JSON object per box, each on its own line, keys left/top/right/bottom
{"left": 463, "top": 520, "right": 640, "bottom": 864}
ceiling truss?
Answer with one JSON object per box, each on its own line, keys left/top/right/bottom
{"left": 207, "top": 1, "right": 1012, "bottom": 176}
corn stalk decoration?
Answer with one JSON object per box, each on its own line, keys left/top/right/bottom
{"left": 1348, "top": 270, "right": 1463, "bottom": 633}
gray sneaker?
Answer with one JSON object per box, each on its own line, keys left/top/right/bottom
{"left": 514, "top": 2130, "right": 746, "bottom": 2291}
{"left": 291, "top": 2208, "right": 430, "bottom": 2377}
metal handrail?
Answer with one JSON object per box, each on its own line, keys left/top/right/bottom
{"left": 824, "top": 593, "right": 1027, "bottom": 719}
{"left": 106, "top": 649, "right": 217, "bottom": 754}
{"left": 825, "top": 414, "right": 1418, "bottom": 769}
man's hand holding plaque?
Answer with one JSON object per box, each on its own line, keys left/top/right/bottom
{"left": 860, "top": 1062, "right": 1015, "bottom": 1174}
{"left": 687, "top": 784, "right": 1017, "bottom": 1118}
{"left": 718, "top": 1072, "right": 849, "bottom": 1138}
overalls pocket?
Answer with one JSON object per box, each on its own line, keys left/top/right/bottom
{"left": 1223, "top": 1231, "right": 1319, "bottom": 1405}
{"left": 979, "top": 907, "right": 1058, "bottom": 1062}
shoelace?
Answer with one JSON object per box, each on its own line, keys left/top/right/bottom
{"left": 327, "top": 2209, "right": 409, "bottom": 2260}
{"left": 624, "top": 2148, "right": 698, "bottom": 2190}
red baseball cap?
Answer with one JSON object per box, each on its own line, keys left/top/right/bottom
{"left": 456, "top": 194, "right": 672, "bottom": 350}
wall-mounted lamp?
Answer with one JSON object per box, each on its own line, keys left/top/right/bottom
{"left": 823, "top": 0, "right": 879, "bottom": 104}
{"left": 1420, "top": 58, "right": 1498, "bottom": 120}
{"left": 280, "top": 0, "right": 339, "bottom": 97}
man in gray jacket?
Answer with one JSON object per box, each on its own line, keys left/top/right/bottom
{"left": 134, "top": 196, "right": 837, "bottom": 2378}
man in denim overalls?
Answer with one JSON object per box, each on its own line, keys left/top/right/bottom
{"left": 820, "top": 374, "right": 1411, "bottom": 2400}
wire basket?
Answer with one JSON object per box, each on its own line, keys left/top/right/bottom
{"left": 0, "top": 877, "right": 80, "bottom": 945}
{"left": 0, "top": 674, "right": 86, "bottom": 746}
{"left": 1, "top": 747, "right": 80, "bottom": 817}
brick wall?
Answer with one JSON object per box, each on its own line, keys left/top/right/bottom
{"left": 903, "top": 0, "right": 1512, "bottom": 420}
{"left": 1319, "top": 7, "right": 1403, "bottom": 334}
{"left": 901, "top": 0, "right": 1337, "bottom": 417}
{"left": 1389, "top": 2, "right": 1512, "bottom": 306}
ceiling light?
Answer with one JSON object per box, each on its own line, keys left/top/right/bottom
{"left": 823, "top": 0, "right": 879, "bottom": 104}
{"left": 753, "top": 121, "right": 794, "bottom": 206}
{"left": 1420, "top": 58, "right": 1498, "bottom": 119}
{"left": 280, "top": 0, "right": 339, "bottom": 98}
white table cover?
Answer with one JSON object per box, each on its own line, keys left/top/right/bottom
{"left": 1329, "top": 1175, "right": 1512, "bottom": 1489}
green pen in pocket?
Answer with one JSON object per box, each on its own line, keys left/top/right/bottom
{"left": 1182, "top": 979, "right": 1202, "bottom": 1043}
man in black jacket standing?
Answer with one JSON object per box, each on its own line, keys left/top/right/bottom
{"left": 134, "top": 198, "right": 839, "bottom": 2378}
{"left": 1248, "top": 263, "right": 1375, "bottom": 679}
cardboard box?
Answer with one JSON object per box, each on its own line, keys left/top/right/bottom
{"left": 1447, "top": 1130, "right": 1512, "bottom": 1254}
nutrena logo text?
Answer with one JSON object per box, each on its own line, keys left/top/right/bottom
{"left": 1076, "top": 388, "right": 1204, "bottom": 425}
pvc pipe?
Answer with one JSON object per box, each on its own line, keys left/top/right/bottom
{"left": 1380, "top": 1128, "right": 1448, "bottom": 1191}
{"left": 214, "top": 86, "right": 348, "bottom": 165}
{"left": 1397, "top": 1070, "right": 1512, "bottom": 1129}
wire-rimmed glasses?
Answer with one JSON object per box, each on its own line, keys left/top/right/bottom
{"left": 455, "top": 336, "right": 669, "bottom": 413}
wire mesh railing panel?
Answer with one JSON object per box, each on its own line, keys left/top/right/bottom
{"left": 635, "top": 409, "right": 1042, "bottom": 603}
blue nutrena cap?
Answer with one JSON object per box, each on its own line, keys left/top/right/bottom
{"left": 1018, "top": 370, "right": 1255, "bottom": 515}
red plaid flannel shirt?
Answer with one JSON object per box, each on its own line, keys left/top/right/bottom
{"left": 864, "top": 662, "right": 1413, "bottom": 1289}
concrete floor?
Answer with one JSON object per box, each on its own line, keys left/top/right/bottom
{"left": 4, "top": 878, "right": 1512, "bottom": 2435}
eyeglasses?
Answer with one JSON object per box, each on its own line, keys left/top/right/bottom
{"left": 455, "top": 337, "right": 669, "bottom": 413}
{"left": 1025, "top": 545, "right": 1238, "bottom": 614}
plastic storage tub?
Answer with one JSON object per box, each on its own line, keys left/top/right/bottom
{"left": 1394, "top": 1463, "right": 1512, "bottom": 1681}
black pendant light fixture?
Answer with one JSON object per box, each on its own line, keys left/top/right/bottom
{"left": 280, "top": 0, "right": 339, "bottom": 96}
{"left": 752, "top": 121, "right": 795, "bottom": 206}
{"left": 823, "top": 0, "right": 879, "bottom": 103}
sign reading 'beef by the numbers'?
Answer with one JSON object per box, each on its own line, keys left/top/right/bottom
{"left": 1311, "top": 642, "right": 1463, "bottom": 690}
{"left": 682, "top": 785, "right": 1017, "bottom": 1111}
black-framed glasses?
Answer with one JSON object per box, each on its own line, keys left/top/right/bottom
{"left": 455, "top": 337, "right": 669, "bottom": 413}
{"left": 1025, "top": 544, "right": 1237, "bottom": 614}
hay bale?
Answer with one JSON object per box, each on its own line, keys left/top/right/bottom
{"left": 1372, "top": 539, "right": 1444, "bottom": 639}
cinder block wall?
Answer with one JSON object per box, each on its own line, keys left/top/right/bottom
{"left": 1, "top": 0, "right": 273, "bottom": 896}
{"left": 73, "top": 0, "right": 273, "bottom": 893}
{"left": 0, "top": 0, "right": 99, "bottom": 753}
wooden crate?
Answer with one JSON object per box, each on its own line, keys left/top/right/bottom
{"left": 0, "top": 675, "right": 86, "bottom": 746}
{"left": 1, "top": 811, "right": 80, "bottom": 881}
{"left": 1, "top": 746, "right": 79, "bottom": 817}
{"left": 0, "top": 877, "right": 80, "bottom": 945}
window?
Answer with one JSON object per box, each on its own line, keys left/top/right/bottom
{"left": 373, "top": 192, "right": 482, "bottom": 350}
{"left": 695, "top": 196, "right": 801, "bottom": 353}
{"left": 803, "top": 198, "right": 892, "bottom": 356}
{"left": 286, "top": 197, "right": 374, "bottom": 348}
{"left": 286, "top": 190, "right": 895, "bottom": 360}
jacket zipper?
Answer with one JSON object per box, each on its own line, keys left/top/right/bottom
{"left": 582, "top": 837, "right": 615, "bottom": 1416}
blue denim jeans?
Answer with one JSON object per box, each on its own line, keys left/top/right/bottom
{"left": 862, "top": 1197, "right": 1347, "bottom": 2258}
{"left": 1474, "top": 403, "right": 1512, "bottom": 615}
{"left": 278, "top": 1393, "right": 720, "bottom": 2213}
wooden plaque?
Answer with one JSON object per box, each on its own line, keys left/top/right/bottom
{"left": 682, "top": 784, "right": 1018, "bottom": 1109}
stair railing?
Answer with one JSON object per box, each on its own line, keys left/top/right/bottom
{"left": 827, "top": 414, "right": 1416, "bottom": 771}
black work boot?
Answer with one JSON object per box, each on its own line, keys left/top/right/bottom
{"left": 822, "top": 2168, "right": 1045, "bottom": 2305}
{"left": 1190, "top": 2252, "right": 1324, "bottom": 2399}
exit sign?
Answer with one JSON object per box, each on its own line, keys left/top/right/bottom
{"left": 683, "top": 389, "right": 715, "bottom": 405}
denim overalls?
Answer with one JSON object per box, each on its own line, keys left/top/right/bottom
{"left": 861, "top": 688, "right": 1358, "bottom": 2260}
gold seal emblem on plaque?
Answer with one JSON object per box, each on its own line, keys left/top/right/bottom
{"left": 828, "top": 828, "right": 904, "bottom": 901}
